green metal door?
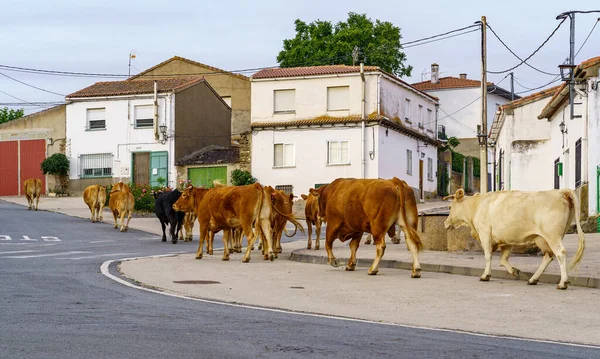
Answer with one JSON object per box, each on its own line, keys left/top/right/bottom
{"left": 188, "top": 166, "right": 227, "bottom": 188}
{"left": 150, "top": 151, "right": 168, "bottom": 187}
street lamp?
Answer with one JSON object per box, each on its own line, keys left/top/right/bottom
{"left": 558, "top": 63, "right": 576, "bottom": 82}
{"left": 159, "top": 125, "right": 168, "bottom": 145}
{"left": 476, "top": 124, "right": 487, "bottom": 146}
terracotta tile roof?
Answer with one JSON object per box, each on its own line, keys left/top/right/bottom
{"left": 252, "top": 65, "right": 381, "bottom": 79}
{"left": 128, "top": 56, "right": 249, "bottom": 81}
{"left": 411, "top": 76, "right": 493, "bottom": 91}
{"left": 66, "top": 76, "right": 206, "bottom": 99}
{"left": 538, "top": 56, "right": 600, "bottom": 119}
{"left": 251, "top": 113, "right": 440, "bottom": 146}
{"left": 501, "top": 85, "right": 562, "bottom": 111}
{"left": 176, "top": 145, "right": 239, "bottom": 166}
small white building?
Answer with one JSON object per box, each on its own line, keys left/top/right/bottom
{"left": 250, "top": 65, "right": 440, "bottom": 200}
{"left": 490, "top": 56, "right": 600, "bottom": 218}
{"left": 489, "top": 85, "right": 560, "bottom": 191}
{"left": 65, "top": 76, "right": 231, "bottom": 192}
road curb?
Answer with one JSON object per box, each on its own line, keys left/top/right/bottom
{"left": 289, "top": 250, "right": 600, "bottom": 289}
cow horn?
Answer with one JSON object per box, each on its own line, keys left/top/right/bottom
{"left": 442, "top": 194, "right": 455, "bottom": 201}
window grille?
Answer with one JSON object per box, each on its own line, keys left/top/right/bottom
{"left": 80, "top": 153, "right": 113, "bottom": 178}
{"left": 275, "top": 185, "right": 293, "bottom": 195}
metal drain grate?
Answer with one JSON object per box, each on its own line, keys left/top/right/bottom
{"left": 173, "top": 280, "right": 221, "bottom": 285}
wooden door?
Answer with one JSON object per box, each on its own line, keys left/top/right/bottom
{"left": 133, "top": 152, "right": 150, "bottom": 186}
{"left": 419, "top": 159, "right": 424, "bottom": 201}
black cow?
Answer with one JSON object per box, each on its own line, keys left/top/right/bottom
{"left": 154, "top": 189, "right": 185, "bottom": 244}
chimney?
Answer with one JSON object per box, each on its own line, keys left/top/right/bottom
{"left": 459, "top": 73, "right": 467, "bottom": 79}
{"left": 430, "top": 63, "right": 439, "bottom": 84}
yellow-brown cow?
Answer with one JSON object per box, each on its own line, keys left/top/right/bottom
{"left": 83, "top": 184, "right": 107, "bottom": 222}
{"left": 23, "top": 178, "right": 42, "bottom": 211}
{"left": 108, "top": 181, "right": 134, "bottom": 232}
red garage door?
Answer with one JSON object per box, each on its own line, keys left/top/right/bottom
{"left": 0, "top": 139, "right": 46, "bottom": 196}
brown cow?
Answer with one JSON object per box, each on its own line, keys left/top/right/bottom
{"left": 301, "top": 193, "right": 324, "bottom": 250}
{"left": 182, "top": 212, "right": 197, "bottom": 242}
{"left": 23, "top": 178, "right": 42, "bottom": 211}
{"left": 83, "top": 185, "right": 107, "bottom": 222}
{"left": 258, "top": 187, "right": 298, "bottom": 257}
{"left": 309, "top": 177, "right": 423, "bottom": 277}
{"left": 108, "top": 181, "right": 134, "bottom": 232}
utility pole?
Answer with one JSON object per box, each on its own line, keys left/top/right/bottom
{"left": 479, "top": 16, "right": 488, "bottom": 193}
{"left": 510, "top": 72, "right": 514, "bottom": 101}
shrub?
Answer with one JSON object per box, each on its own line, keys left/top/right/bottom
{"left": 41, "top": 153, "right": 70, "bottom": 194}
{"left": 472, "top": 157, "right": 481, "bottom": 178}
{"left": 451, "top": 150, "right": 464, "bottom": 173}
{"left": 104, "top": 182, "right": 172, "bottom": 212}
{"left": 231, "top": 169, "right": 257, "bottom": 186}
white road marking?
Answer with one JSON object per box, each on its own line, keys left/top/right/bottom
{"left": 56, "top": 253, "right": 141, "bottom": 260}
{"left": 101, "top": 256, "right": 600, "bottom": 351}
{"left": 3, "top": 251, "right": 91, "bottom": 259}
{"left": 89, "top": 240, "right": 116, "bottom": 244}
{"left": 0, "top": 250, "right": 39, "bottom": 255}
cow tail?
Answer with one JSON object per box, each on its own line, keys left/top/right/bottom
{"left": 397, "top": 185, "right": 423, "bottom": 252}
{"left": 567, "top": 190, "right": 585, "bottom": 270}
{"left": 271, "top": 205, "right": 305, "bottom": 235}
{"left": 254, "top": 184, "right": 265, "bottom": 240}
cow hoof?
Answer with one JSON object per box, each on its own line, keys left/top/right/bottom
{"left": 365, "top": 240, "right": 371, "bottom": 245}
{"left": 557, "top": 284, "right": 568, "bottom": 290}
{"left": 161, "top": 237, "right": 167, "bottom": 242}
{"left": 345, "top": 265, "right": 355, "bottom": 271}
{"left": 263, "top": 254, "right": 269, "bottom": 260}
{"left": 368, "top": 269, "right": 379, "bottom": 275}
{"left": 119, "top": 228, "right": 125, "bottom": 232}
{"left": 511, "top": 268, "right": 521, "bottom": 277}
{"left": 329, "top": 259, "right": 340, "bottom": 268}
{"left": 171, "top": 240, "right": 178, "bottom": 244}
{"left": 411, "top": 269, "right": 422, "bottom": 278}
{"left": 222, "top": 257, "right": 230, "bottom": 261}
{"left": 28, "top": 208, "right": 31, "bottom": 211}
{"left": 269, "top": 253, "right": 275, "bottom": 261}
{"left": 242, "top": 257, "right": 250, "bottom": 263}
{"left": 480, "top": 275, "right": 491, "bottom": 281}
{"left": 527, "top": 279, "right": 538, "bottom": 285}
{"left": 315, "top": 245, "right": 320, "bottom": 250}
{"left": 195, "top": 255, "right": 203, "bottom": 260}
{"left": 307, "top": 244, "right": 312, "bottom": 250}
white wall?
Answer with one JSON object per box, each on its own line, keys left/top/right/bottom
{"left": 251, "top": 127, "right": 362, "bottom": 195}
{"left": 377, "top": 126, "right": 438, "bottom": 194}
{"left": 66, "top": 94, "right": 177, "bottom": 187}
{"left": 588, "top": 72, "right": 600, "bottom": 215}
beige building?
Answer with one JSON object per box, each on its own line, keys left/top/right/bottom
{"left": 0, "top": 104, "right": 66, "bottom": 194}
{"left": 130, "top": 56, "right": 251, "bottom": 170}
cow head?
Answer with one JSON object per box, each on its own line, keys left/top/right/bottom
{"left": 173, "top": 186, "right": 196, "bottom": 213}
{"left": 443, "top": 189, "right": 467, "bottom": 229}
{"left": 301, "top": 194, "right": 308, "bottom": 200}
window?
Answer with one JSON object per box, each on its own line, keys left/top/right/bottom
{"left": 327, "top": 86, "right": 349, "bottom": 111}
{"left": 134, "top": 105, "right": 153, "bottom": 128}
{"left": 80, "top": 153, "right": 113, "bottom": 178}
{"left": 427, "top": 109, "right": 433, "bottom": 132}
{"left": 327, "top": 140, "right": 350, "bottom": 165}
{"left": 221, "top": 96, "right": 232, "bottom": 107}
{"left": 418, "top": 105, "right": 424, "bottom": 129}
{"left": 274, "top": 143, "right": 294, "bottom": 167}
{"left": 427, "top": 157, "right": 433, "bottom": 181}
{"left": 87, "top": 108, "right": 106, "bottom": 130}
{"left": 403, "top": 99, "right": 411, "bottom": 123}
{"left": 406, "top": 150, "right": 413, "bottom": 175}
{"left": 274, "top": 89, "right": 295, "bottom": 114}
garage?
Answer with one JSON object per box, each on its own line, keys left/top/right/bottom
{"left": 188, "top": 166, "right": 227, "bottom": 187}
{"left": 0, "top": 138, "right": 46, "bottom": 196}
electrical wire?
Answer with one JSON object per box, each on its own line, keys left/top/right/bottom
{"left": 401, "top": 24, "right": 480, "bottom": 46}
{"left": 0, "top": 89, "right": 58, "bottom": 108}
{"left": 487, "top": 19, "right": 567, "bottom": 75}
{"left": 0, "top": 71, "right": 65, "bottom": 96}
{"left": 514, "top": 76, "right": 562, "bottom": 95}
{"left": 575, "top": 18, "right": 599, "bottom": 58}
{"left": 403, "top": 28, "right": 479, "bottom": 49}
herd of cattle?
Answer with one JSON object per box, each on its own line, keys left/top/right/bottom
{"left": 20, "top": 175, "right": 586, "bottom": 290}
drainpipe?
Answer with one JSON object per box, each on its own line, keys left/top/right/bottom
{"left": 360, "top": 63, "right": 366, "bottom": 179}
{"left": 377, "top": 74, "right": 381, "bottom": 115}
{"left": 153, "top": 81, "right": 159, "bottom": 141}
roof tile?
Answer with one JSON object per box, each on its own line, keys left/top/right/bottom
{"left": 411, "top": 76, "right": 492, "bottom": 91}
{"left": 252, "top": 65, "right": 380, "bottom": 79}
{"left": 66, "top": 77, "right": 206, "bottom": 98}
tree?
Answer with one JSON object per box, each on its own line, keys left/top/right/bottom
{"left": 0, "top": 107, "right": 24, "bottom": 124}
{"left": 231, "top": 169, "right": 257, "bottom": 186}
{"left": 41, "top": 153, "right": 70, "bottom": 194}
{"left": 277, "top": 12, "right": 412, "bottom": 77}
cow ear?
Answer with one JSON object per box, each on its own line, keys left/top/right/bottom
{"left": 442, "top": 194, "right": 455, "bottom": 201}
{"left": 309, "top": 188, "right": 319, "bottom": 197}
{"left": 455, "top": 189, "right": 465, "bottom": 201}
{"left": 289, "top": 193, "right": 295, "bottom": 201}
{"left": 301, "top": 194, "right": 308, "bottom": 200}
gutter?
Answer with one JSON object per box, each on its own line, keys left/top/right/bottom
{"left": 360, "top": 63, "right": 366, "bottom": 179}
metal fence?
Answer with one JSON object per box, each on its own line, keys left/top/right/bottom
{"left": 79, "top": 153, "right": 113, "bottom": 178}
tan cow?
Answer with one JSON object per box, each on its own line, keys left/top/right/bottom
{"left": 310, "top": 177, "right": 423, "bottom": 277}
{"left": 83, "top": 184, "right": 107, "bottom": 222}
{"left": 301, "top": 193, "right": 324, "bottom": 250}
{"left": 108, "top": 181, "right": 134, "bottom": 232}
{"left": 23, "top": 178, "right": 42, "bottom": 211}
{"left": 443, "top": 188, "right": 586, "bottom": 290}
{"left": 258, "top": 187, "right": 299, "bottom": 257}
{"left": 182, "top": 212, "right": 197, "bottom": 242}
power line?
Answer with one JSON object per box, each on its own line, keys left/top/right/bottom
{"left": 0, "top": 71, "right": 65, "bottom": 96}
{"left": 403, "top": 28, "right": 479, "bottom": 49}
{"left": 0, "top": 89, "right": 58, "bottom": 108}
{"left": 487, "top": 18, "right": 567, "bottom": 75}
{"left": 575, "top": 17, "right": 599, "bottom": 58}
{"left": 514, "top": 76, "right": 562, "bottom": 95}
{"left": 401, "top": 24, "right": 480, "bottom": 46}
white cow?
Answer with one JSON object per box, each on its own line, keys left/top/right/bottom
{"left": 443, "top": 188, "right": 585, "bottom": 290}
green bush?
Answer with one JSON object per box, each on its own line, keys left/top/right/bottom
{"left": 231, "top": 169, "right": 257, "bottom": 186}
{"left": 104, "top": 182, "right": 172, "bottom": 212}
{"left": 451, "top": 150, "right": 464, "bottom": 173}
{"left": 41, "top": 153, "right": 70, "bottom": 193}
{"left": 472, "top": 157, "right": 481, "bottom": 178}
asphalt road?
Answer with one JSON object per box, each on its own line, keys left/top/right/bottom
{"left": 0, "top": 199, "right": 598, "bottom": 359}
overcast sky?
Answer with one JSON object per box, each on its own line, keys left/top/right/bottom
{"left": 1, "top": 0, "right": 598, "bottom": 114}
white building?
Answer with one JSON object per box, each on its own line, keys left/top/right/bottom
{"left": 491, "top": 56, "right": 600, "bottom": 218}
{"left": 65, "top": 76, "right": 231, "bottom": 192}
{"left": 250, "top": 65, "right": 440, "bottom": 200}
{"left": 489, "top": 85, "right": 560, "bottom": 191}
